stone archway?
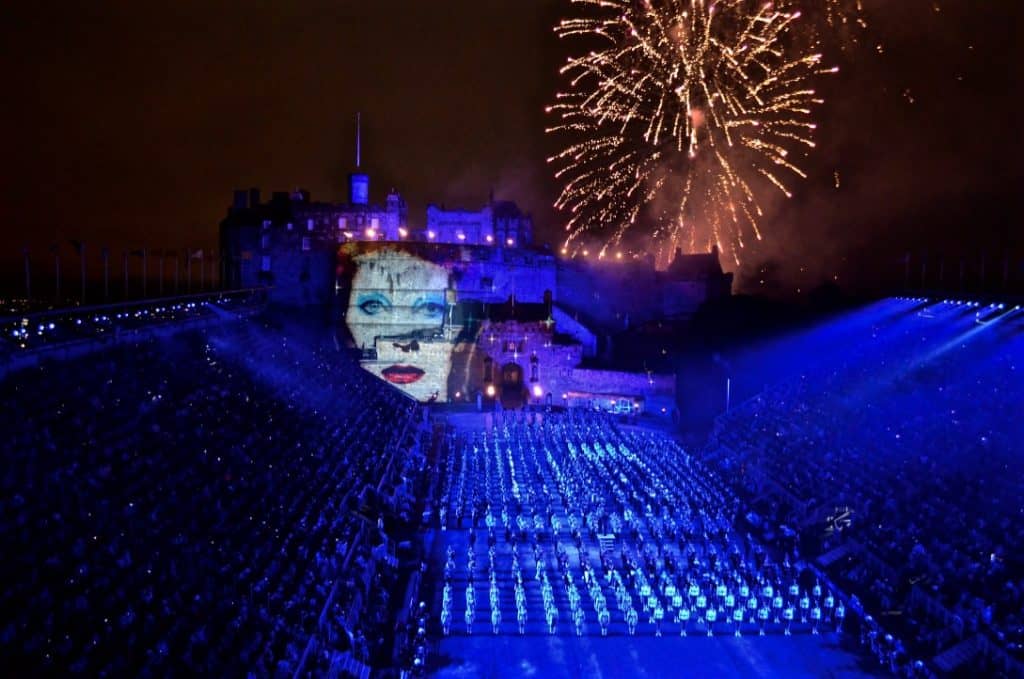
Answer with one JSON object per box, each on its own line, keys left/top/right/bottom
{"left": 500, "top": 362, "right": 525, "bottom": 408}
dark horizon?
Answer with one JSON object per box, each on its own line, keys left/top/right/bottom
{"left": 2, "top": 0, "right": 1021, "bottom": 298}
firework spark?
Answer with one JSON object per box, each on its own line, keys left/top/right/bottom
{"left": 792, "top": 0, "right": 868, "bottom": 50}
{"left": 547, "top": 0, "right": 838, "bottom": 264}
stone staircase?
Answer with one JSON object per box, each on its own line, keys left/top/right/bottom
{"left": 816, "top": 542, "right": 856, "bottom": 569}
{"left": 327, "top": 650, "right": 371, "bottom": 679}
{"left": 931, "top": 635, "right": 983, "bottom": 674}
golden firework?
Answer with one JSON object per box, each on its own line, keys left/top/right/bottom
{"left": 547, "top": 0, "right": 838, "bottom": 264}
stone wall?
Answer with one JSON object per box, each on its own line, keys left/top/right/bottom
{"left": 551, "top": 304, "right": 597, "bottom": 358}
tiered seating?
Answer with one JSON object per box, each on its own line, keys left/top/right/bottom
{"left": 0, "top": 316, "right": 418, "bottom": 676}
{"left": 704, "top": 301, "right": 1024, "bottom": 670}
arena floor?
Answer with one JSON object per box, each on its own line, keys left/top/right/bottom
{"left": 425, "top": 411, "right": 884, "bottom": 678}
{"left": 432, "top": 632, "right": 882, "bottom": 678}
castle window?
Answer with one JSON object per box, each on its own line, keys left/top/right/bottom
{"left": 261, "top": 233, "right": 270, "bottom": 249}
{"left": 261, "top": 255, "right": 271, "bottom": 272}
{"left": 301, "top": 237, "right": 311, "bottom": 252}
{"left": 307, "top": 218, "right": 314, "bottom": 231}
{"left": 505, "top": 341, "right": 516, "bottom": 353}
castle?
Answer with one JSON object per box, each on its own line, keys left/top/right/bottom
{"left": 218, "top": 135, "right": 732, "bottom": 413}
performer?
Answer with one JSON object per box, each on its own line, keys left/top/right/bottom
{"left": 653, "top": 604, "right": 665, "bottom": 637}
{"left": 678, "top": 606, "right": 691, "bottom": 636}
{"left": 626, "top": 607, "right": 639, "bottom": 636}
{"left": 705, "top": 606, "right": 717, "bottom": 636}
{"left": 758, "top": 602, "right": 770, "bottom": 636}
{"left": 733, "top": 604, "right": 745, "bottom": 637}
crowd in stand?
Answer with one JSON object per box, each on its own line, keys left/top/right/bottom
{"left": 0, "top": 290, "right": 265, "bottom": 356}
{"left": 705, "top": 301, "right": 1024, "bottom": 673}
{"left": 0, "top": 315, "right": 419, "bottom": 676}
{"left": 430, "top": 410, "right": 897, "bottom": 660}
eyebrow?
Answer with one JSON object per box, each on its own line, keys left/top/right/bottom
{"left": 356, "top": 292, "right": 391, "bottom": 306}
{"left": 412, "top": 294, "right": 444, "bottom": 307}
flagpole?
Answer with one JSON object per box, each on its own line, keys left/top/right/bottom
{"left": 158, "top": 251, "right": 164, "bottom": 297}
{"left": 23, "top": 248, "right": 31, "bottom": 300}
{"left": 103, "top": 248, "right": 110, "bottom": 301}
{"left": 187, "top": 250, "right": 192, "bottom": 294}
{"left": 174, "top": 252, "right": 179, "bottom": 294}
{"left": 142, "top": 248, "right": 148, "bottom": 298}
{"left": 54, "top": 246, "right": 61, "bottom": 303}
{"left": 200, "top": 250, "right": 205, "bottom": 291}
{"left": 123, "top": 250, "right": 129, "bottom": 300}
{"left": 80, "top": 242, "right": 87, "bottom": 305}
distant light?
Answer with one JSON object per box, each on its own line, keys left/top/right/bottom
{"left": 427, "top": 230, "right": 436, "bottom": 240}
{"left": 486, "top": 234, "right": 493, "bottom": 243}
{"left": 486, "top": 384, "right": 496, "bottom": 397}
{"left": 343, "top": 231, "right": 354, "bottom": 239}
{"left": 582, "top": 250, "right": 589, "bottom": 256}
{"left": 398, "top": 227, "right": 408, "bottom": 238}
{"left": 455, "top": 391, "right": 461, "bottom": 399}
{"left": 365, "top": 228, "right": 376, "bottom": 238}
{"left": 616, "top": 252, "right": 623, "bottom": 259}
{"left": 560, "top": 247, "right": 568, "bottom": 255}
{"left": 506, "top": 238, "right": 514, "bottom": 246}
{"left": 457, "top": 233, "right": 466, "bottom": 241}
{"left": 532, "top": 385, "right": 543, "bottom": 398}
{"left": 48, "top": 322, "right": 55, "bottom": 330}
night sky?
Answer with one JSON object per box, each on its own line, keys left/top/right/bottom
{"left": 2, "top": 1, "right": 1021, "bottom": 295}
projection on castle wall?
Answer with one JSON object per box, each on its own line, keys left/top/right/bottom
{"left": 337, "top": 243, "right": 477, "bottom": 402}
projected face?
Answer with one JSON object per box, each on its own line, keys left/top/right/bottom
{"left": 345, "top": 249, "right": 453, "bottom": 401}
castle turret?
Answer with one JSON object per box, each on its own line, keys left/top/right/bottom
{"left": 349, "top": 113, "right": 369, "bottom": 205}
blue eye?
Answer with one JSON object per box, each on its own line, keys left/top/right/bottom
{"left": 414, "top": 299, "right": 444, "bottom": 319}
{"left": 357, "top": 294, "right": 390, "bottom": 315}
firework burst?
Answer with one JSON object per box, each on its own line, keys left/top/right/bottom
{"left": 547, "top": 0, "right": 838, "bottom": 264}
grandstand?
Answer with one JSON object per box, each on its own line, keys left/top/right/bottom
{"left": 1, "top": 297, "right": 1021, "bottom": 677}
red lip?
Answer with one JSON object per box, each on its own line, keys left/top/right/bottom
{"left": 381, "top": 364, "right": 425, "bottom": 384}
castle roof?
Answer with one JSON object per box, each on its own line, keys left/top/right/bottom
{"left": 664, "top": 246, "right": 725, "bottom": 280}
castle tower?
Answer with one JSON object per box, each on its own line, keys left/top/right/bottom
{"left": 348, "top": 112, "right": 369, "bottom": 205}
